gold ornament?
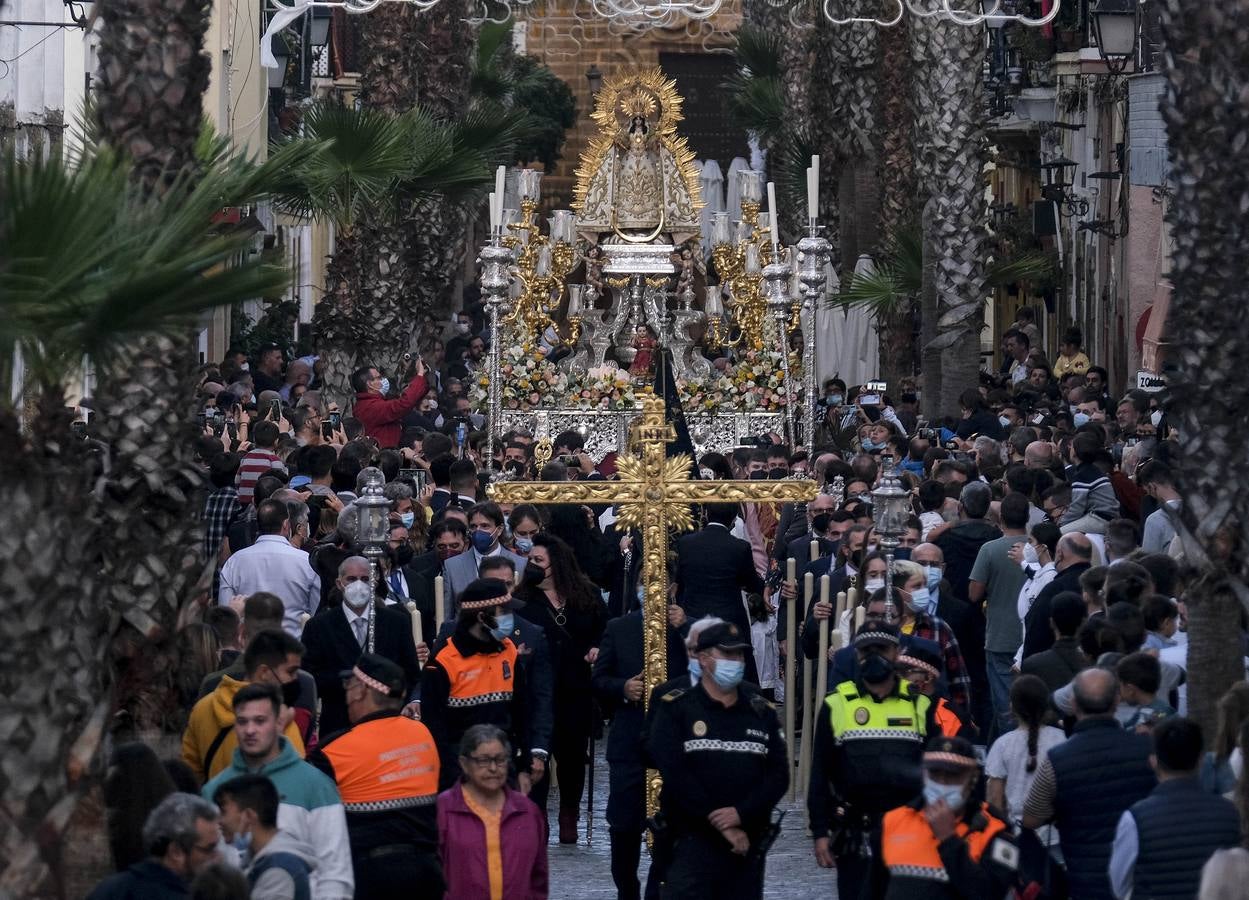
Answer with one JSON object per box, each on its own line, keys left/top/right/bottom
{"left": 489, "top": 394, "right": 816, "bottom": 817}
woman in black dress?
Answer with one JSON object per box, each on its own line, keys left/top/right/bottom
{"left": 515, "top": 532, "right": 608, "bottom": 843}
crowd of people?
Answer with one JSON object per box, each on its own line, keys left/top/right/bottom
{"left": 87, "top": 309, "right": 1249, "bottom": 900}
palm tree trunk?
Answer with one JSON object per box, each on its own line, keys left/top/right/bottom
{"left": 910, "top": 5, "right": 989, "bottom": 415}
{"left": 95, "top": 0, "right": 213, "bottom": 191}
{"left": 1156, "top": 0, "right": 1249, "bottom": 740}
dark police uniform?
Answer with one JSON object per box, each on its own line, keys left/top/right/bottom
{"left": 644, "top": 626, "right": 788, "bottom": 899}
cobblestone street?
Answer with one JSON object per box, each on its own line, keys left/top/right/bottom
{"left": 545, "top": 734, "right": 836, "bottom": 899}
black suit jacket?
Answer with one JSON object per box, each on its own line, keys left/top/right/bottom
{"left": 1021, "top": 636, "right": 1088, "bottom": 694}
{"left": 591, "top": 610, "right": 686, "bottom": 764}
{"left": 1022, "top": 563, "right": 1092, "bottom": 659}
{"left": 300, "top": 603, "right": 422, "bottom": 739}
{"left": 402, "top": 550, "right": 444, "bottom": 641}
{"left": 673, "top": 524, "right": 763, "bottom": 630}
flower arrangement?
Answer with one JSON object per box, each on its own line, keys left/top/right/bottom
{"left": 471, "top": 346, "right": 801, "bottom": 414}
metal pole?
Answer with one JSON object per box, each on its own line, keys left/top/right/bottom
{"left": 797, "top": 224, "right": 832, "bottom": 460}
{"left": 479, "top": 235, "right": 511, "bottom": 475}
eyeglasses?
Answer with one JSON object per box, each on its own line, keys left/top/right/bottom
{"left": 466, "top": 754, "right": 509, "bottom": 769}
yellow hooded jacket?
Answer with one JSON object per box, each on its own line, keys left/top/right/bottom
{"left": 181, "top": 675, "right": 306, "bottom": 783}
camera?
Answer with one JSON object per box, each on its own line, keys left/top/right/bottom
{"left": 917, "top": 427, "right": 941, "bottom": 442}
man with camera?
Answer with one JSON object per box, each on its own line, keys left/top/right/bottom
{"left": 351, "top": 356, "right": 428, "bottom": 449}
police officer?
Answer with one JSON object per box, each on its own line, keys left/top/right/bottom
{"left": 897, "top": 647, "right": 975, "bottom": 739}
{"left": 309, "top": 653, "right": 443, "bottom": 900}
{"left": 872, "top": 735, "right": 1018, "bottom": 898}
{"left": 419, "top": 577, "right": 532, "bottom": 789}
{"left": 808, "top": 620, "right": 938, "bottom": 900}
{"left": 644, "top": 622, "right": 789, "bottom": 899}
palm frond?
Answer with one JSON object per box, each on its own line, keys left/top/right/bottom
{"left": 725, "top": 24, "right": 787, "bottom": 140}
{"left": 988, "top": 250, "right": 1057, "bottom": 287}
{"left": 734, "top": 24, "right": 784, "bottom": 79}
{"left": 835, "top": 268, "right": 912, "bottom": 317}
{"left": 470, "top": 20, "right": 516, "bottom": 103}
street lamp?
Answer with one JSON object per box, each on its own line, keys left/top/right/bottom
{"left": 309, "top": 5, "right": 332, "bottom": 47}
{"left": 871, "top": 460, "right": 911, "bottom": 620}
{"left": 1040, "top": 155, "right": 1089, "bottom": 218}
{"left": 585, "top": 64, "right": 604, "bottom": 97}
{"left": 1091, "top": 0, "right": 1138, "bottom": 75}
{"left": 355, "top": 467, "right": 391, "bottom": 654}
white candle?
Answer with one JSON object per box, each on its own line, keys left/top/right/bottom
{"left": 806, "top": 162, "right": 818, "bottom": 221}
{"left": 745, "top": 243, "right": 760, "bottom": 275}
{"left": 787, "top": 557, "right": 796, "bottom": 584}
{"left": 488, "top": 192, "right": 498, "bottom": 232}
{"left": 767, "top": 182, "right": 779, "bottom": 254}
{"left": 434, "top": 575, "right": 445, "bottom": 632}
{"left": 406, "top": 600, "right": 423, "bottom": 650}
{"left": 493, "top": 166, "right": 506, "bottom": 228}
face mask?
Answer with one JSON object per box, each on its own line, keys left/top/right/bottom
{"left": 390, "top": 544, "right": 414, "bottom": 568}
{"left": 687, "top": 658, "right": 702, "bottom": 682}
{"left": 343, "top": 580, "right": 372, "bottom": 609}
{"left": 710, "top": 658, "right": 745, "bottom": 690}
{"left": 828, "top": 394, "right": 843, "bottom": 405}
{"left": 1150, "top": 409, "right": 1163, "bottom": 427}
{"left": 455, "top": 322, "right": 470, "bottom": 334}
{"left": 1073, "top": 411, "right": 1090, "bottom": 428}
{"left": 379, "top": 377, "right": 391, "bottom": 395}
{"left": 515, "top": 536, "right": 534, "bottom": 554}
{"left": 923, "top": 775, "right": 966, "bottom": 811}
{"left": 811, "top": 512, "right": 832, "bottom": 534}
{"left": 426, "top": 401, "right": 439, "bottom": 412}
{"left": 437, "top": 545, "right": 461, "bottom": 561}
{"left": 280, "top": 678, "right": 301, "bottom": 708}
{"left": 398, "top": 511, "right": 415, "bottom": 529}
{"left": 749, "top": 470, "right": 768, "bottom": 480}
{"left": 239, "top": 362, "right": 250, "bottom": 372}
{"left": 522, "top": 562, "right": 546, "bottom": 585}
{"left": 232, "top": 828, "right": 253, "bottom": 855}
{"left": 864, "top": 577, "right": 886, "bottom": 594}
{"left": 998, "top": 415, "right": 1012, "bottom": 428}
{"left": 1022, "top": 543, "right": 1039, "bottom": 565}
{"left": 489, "top": 613, "right": 514, "bottom": 641}
{"left": 860, "top": 652, "right": 894, "bottom": 684}
{"left": 906, "top": 587, "right": 932, "bottom": 615}
{"left": 471, "top": 530, "right": 496, "bottom": 553}
{"left": 861, "top": 439, "right": 882, "bottom": 452}
{"left": 924, "top": 565, "right": 942, "bottom": 592}
{"left": 636, "top": 584, "right": 645, "bottom": 609}
{"left": 768, "top": 468, "right": 788, "bottom": 480}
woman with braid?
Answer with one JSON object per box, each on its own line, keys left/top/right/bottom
{"left": 986, "top": 675, "right": 1066, "bottom": 843}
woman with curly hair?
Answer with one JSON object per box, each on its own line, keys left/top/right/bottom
{"left": 514, "top": 533, "right": 607, "bottom": 843}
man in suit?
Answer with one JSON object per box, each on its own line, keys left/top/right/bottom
{"left": 403, "top": 519, "right": 469, "bottom": 641}
{"left": 441, "top": 501, "right": 526, "bottom": 620}
{"left": 673, "top": 503, "right": 765, "bottom": 683}
{"left": 593, "top": 603, "right": 688, "bottom": 900}
{"left": 300, "top": 555, "right": 422, "bottom": 738}
{"left": 1021, "top": 591, "right": 1089, "bottom": 693}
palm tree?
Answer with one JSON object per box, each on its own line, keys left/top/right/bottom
{"left": 1155, "top": 0, "right": 1249, "bottom": 740}
{"left": 908, "top": 3, "right": 989, "bottom": 416}
{"left": 94, "top": 0, "right": 214, "bottom": 192}
{"left": 0, "top": 139, "right": 311, "bottom": 892}
{"left": 293, "top": 102, "right": 528, "bottom": 405}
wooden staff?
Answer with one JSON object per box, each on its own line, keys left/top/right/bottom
{"left": 794, "top": 571, "right": 815, "bottom": 800}
{"left": 434, "top": 575, "right": 445, "bottom": 633}
{"left": 798, "top": 575, "right": 828, "bottom": 798}
{"left": 814, "top": 580, "right": 832, "bottom": 785}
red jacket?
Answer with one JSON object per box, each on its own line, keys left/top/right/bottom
{"left": 437, "top": 783, "right": 548, "bottom": 900}
{"left": 353, "top": 375, "right": 428, "bottom": 448}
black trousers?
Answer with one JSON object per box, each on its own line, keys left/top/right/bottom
{"left": 352, "top": 850, "right": 445, "bottom": 900}
{"left": 661, "top": 831, "right": 764, "bottom": 900}
{"left": 607, "top": 762, "right": 646, "bottom": 900}
{"left": 530, "top": 710, "right": 592, "bottom": 815}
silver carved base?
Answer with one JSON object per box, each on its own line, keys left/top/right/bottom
{"left": 499, "top": 408, "right": 784, "bottom": 462}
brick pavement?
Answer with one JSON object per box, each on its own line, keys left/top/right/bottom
{"left": 545, "top": 736, "right": 838, "bottom": 899}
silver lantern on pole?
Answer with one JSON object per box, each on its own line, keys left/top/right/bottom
{"left": 870, "top": 461, "right": 911, "bottom": 620}
{"left": 796, "top": 228, "right": 832, "bottom": 459}
{"left": 355, "top": 467, "right": 391, "bottom": 653}
{"left": 761, "top": 258, "right": 798, "bottom": 451}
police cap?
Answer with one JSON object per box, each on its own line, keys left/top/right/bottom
{"left": 694, "top": 622, "right": 751, "bottom": 653}
{"left": 341, "top": 651, "right": 406, "bottom": 698}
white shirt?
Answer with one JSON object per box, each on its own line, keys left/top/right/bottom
{"left": 985, "top": 725, "right": 1066, "bottom": 825}
{"left": 1014, "top": 561, "right": 1057, "bottom": 668}
{"left": 343, "top": 603, "right": 371, "bottom": 647}
{"left": 219, "top": 535, "right": 321, "bottom": 635}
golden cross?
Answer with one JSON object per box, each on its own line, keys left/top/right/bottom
{"left": 489, "top": 393, "right": 817, "bottom": 816}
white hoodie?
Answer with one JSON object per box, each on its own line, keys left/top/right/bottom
{"left": 247, "top": 829, "right": 319, "bottom": 900}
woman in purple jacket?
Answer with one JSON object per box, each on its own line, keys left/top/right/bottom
{"left": 437, "top": 725, "right": 549, "bottom": 899}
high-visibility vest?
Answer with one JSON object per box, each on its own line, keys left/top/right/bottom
{"left": 934, "top": 698, "right": 962, "bottom": 738}
{"left": 827, "top": 679, "right": 931, "bottom": 745}
{"left": 436, "top": 638, "right": 518, "bottom": 709}
{"left": 880, "top": 802, "right": 1007, "bottom": 884}
{"left": 321, "top": 716, "right": 439, "bottom": 813}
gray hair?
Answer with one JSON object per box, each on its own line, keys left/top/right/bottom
{"left": 338, "top": 555, "right": 370, "bottom": 577}
{"left": 972, "top": 436, "right": 1001, "bottom": 466}
{"left": 959, "top": 481, "right": 993, "bottom": 519}
{"left": 1199, "top": 848, "right": 1249, "bottom": 900}
{"left": 142, "top": 792, "right": 218, "bottom": 857}
{"left": 383, "top": 481, "right": 414, "bottom": 504}
{"left": 459, "top": 723, "right": 511, "bottom": 759}
{"left": 285, "top": 499, "right": 309, "bottom": 532}
{"left": 336, "top": 503, "right": 359, "bottom": 543}
{"left": 686, "top": 615, "right": 725, "bottom": 648}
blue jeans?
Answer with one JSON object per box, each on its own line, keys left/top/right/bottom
{"left": 986, "top": 650, "right": 1018, "bottom": 744}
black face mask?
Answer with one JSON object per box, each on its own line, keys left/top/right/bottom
{"left": 749, "top": 470, "right": 768, "bottom": 481}
{"left": 522, "top": 562, "right": 546, "bottom": 586}
{"left": 859, "top": 652, "right": 894, "bottom": 685}
{"left": 811, "top": 513, "right": 832, "bottom": 534}
{"left": 768, "top": 469, "right": 788, "bottom": 480}
{"left": 390, "top": 544, "right": 414, "bottom": 568}
{"left": 280, "top": 678, "right": 301, "bottom": 707}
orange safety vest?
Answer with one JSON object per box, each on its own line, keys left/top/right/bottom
{"left": 436, "top": 637, "right": 518, "bottom": 710}
{"left": 934, "top": 698, "right": 962, "bottom": 738}
{"left": 321, "top": 715, "right": 440, "bottom": 812}
{"left": 880, "top": 802, "right": 1007, "bottom": 884}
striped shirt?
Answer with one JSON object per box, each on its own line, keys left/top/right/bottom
{"left": 236, "top": 448, "right": 286, "bottom": 505}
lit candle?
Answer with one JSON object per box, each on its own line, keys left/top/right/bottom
{"left": 807, "top": 156, "right": 820, "bottom": 221}
{"left": 434, "top": 575, "right": 445, "bottom": 631}
{"left": 766, "top": 181, "right": 780, "bottom": 255}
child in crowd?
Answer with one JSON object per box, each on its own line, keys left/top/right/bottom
{"left": 1117, "top": 652, "right": 1176, "bottom": 730}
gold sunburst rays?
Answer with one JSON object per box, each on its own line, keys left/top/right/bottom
{"left": 613, "top": 453, "right": 697, "bottom": 533}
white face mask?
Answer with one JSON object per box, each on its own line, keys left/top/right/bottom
{"left": 1023, "top": 543, "right": 1039, "bottom": 565}
{"left": 342, "top": 580, "right": 372, "bottom": 609}
{"left": 455, "top": 322, "right": 471, "bottom": 334}
{"left": 1150, "top": 409, "right": 1163, "bottom": 427}
{"left": 864, "top": 577, "right": 886, "bottom": 594}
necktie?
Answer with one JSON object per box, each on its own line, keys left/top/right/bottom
{"left": 353, "top": 617, "right": 366, "bottom": 648}
{"left": 389, "top": 572, "right": 405, "bottom": 600}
